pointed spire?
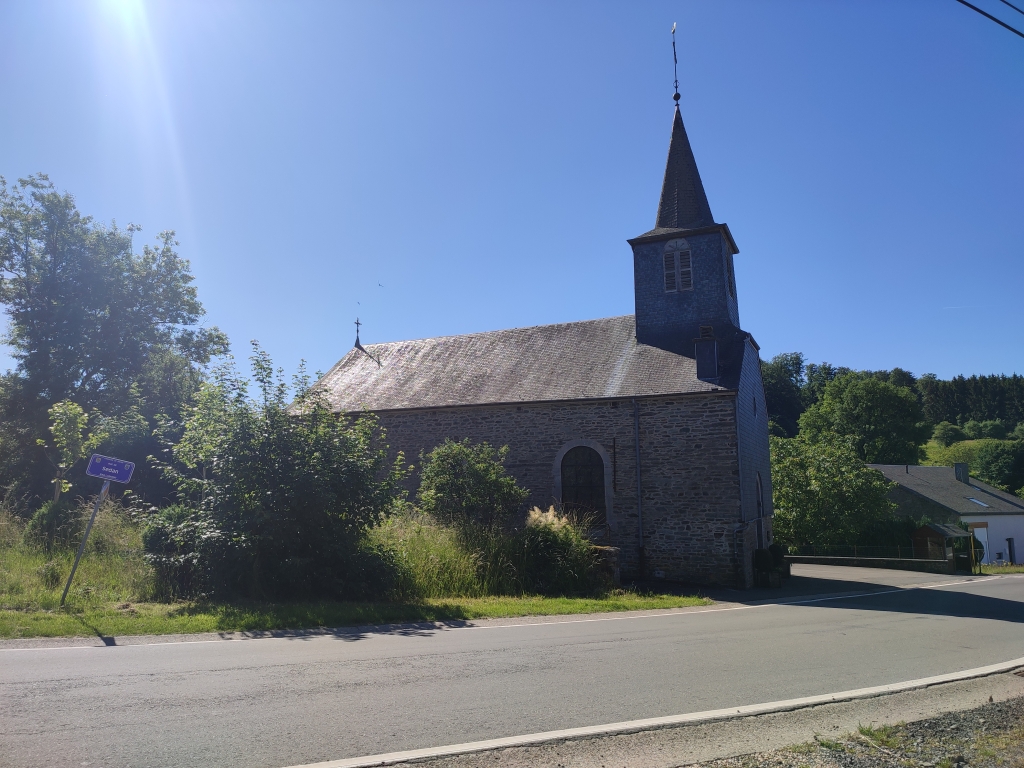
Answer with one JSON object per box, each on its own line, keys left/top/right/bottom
{"left": 655, "top": 108, "right": 715, "bottom": 230}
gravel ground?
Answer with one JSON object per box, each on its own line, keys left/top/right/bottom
{"left": 699, "top": 694, "right": 1024, "bottom": 768}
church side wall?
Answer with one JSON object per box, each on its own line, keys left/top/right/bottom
{"left": 368, "top": 391, "right": 746, "bottom": 587}
{"left": 735, "top": 338, "right": 774, "bottom": 561}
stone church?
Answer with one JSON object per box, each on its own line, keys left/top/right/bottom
{"left": 320, "top": 103, "right": 773, "bottom": 588}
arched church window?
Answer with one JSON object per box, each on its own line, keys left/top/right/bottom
{"left": 560, "top": 446, "right": 607, "bottom": 525}
{"left": 663, "top": 239, "right": 693, "bottom": 293}
{"left": 756, "top": 472, "right": 765, "bottom": 519}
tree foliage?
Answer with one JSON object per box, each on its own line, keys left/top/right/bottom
{"left": 932, "top": 421, "right": 968, "bottom": 448}
{"left": 418, "top": 439, "right": 529, "bottom": 531}
{"left": 974, "top": 440, "right": 1024, "bottom": 495}
{"left": 760, "top": 353, "right": 806, "bottom": 437}
{"left": 919, "top": 373, "right": 1024, "bottom": 428}
{"left": 150, "top": 344, "right": 407, "bottom": 598}
{"left": 769, "top": 435, "right": 896, "bottom": 548}
{"left": 36, "top": 400, "right": 104, "bottom": 502}
{"left": 0, "top": 175, "right": 227, "bottom": 501}
{"left": 964, "top": 419, "right": 1007, "bottom": 440}
{"left": 798, "top": 374, "right": 930, "bottom": 464}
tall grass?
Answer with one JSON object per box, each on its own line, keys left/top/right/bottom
{"left": 369, "top": 508, "right": 483, "bottom": 597}
{"left": 370, "top": 505, "right": 603, "bottom": 598}
{"left": 0, "top": 498, "right": 152, "bottom": 610}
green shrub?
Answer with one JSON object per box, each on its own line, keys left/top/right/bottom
{"left": 1013, "top": 423, "right": 1024, "bottom": 441}
{"left": 932, "top": 421, "right": 967, "bottom": 447}
{"left": 23, "top": 499, "right": 77, "bottom": 550}
{"left": 964, "top": 419, "right": 1007, "bottom": 440}
{"left": 142, "top": 505, "right": 217, "bottom": 599}
{"left": 515, "top": 507, "right": 602, "bottom": 595}
{"left": 418, "top": 439, "right": 529, "bottom": 531}
{"left": 154, "top": 344, "right": 407, "bottom": 600}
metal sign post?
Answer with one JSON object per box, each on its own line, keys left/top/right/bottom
{"left": 60, "top": 454, "right": 135, "bottom": 608}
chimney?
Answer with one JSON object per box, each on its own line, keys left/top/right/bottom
{"left": 954, "top": 463, "right": 970, "bottom": 485}
{"left": 694, "top": 325, "right": 719, "bottom": 382}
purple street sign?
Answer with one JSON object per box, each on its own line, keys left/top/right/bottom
{"left": 86, "top": 454, "right": 135, "bottom": 484}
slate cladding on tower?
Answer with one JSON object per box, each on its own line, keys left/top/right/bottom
{"left": 629, "top": 108, "right": 741, "bottom": 352}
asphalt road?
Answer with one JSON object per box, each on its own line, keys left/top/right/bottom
{"left": 2, "top": 567, "right": 1023, "bottom": 768}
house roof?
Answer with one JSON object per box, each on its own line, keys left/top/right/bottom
{"left": 916, "top": 523, "right": 973, "bottom": 540}
{"left": 868, "top": 464, "right": 1024, "bottom": 518}
{"left": 319, "top": 315, "right": 749, "bottom": 413}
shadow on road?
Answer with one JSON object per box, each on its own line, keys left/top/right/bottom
{"left": 697, "top": 570, "right": 1024, "bottom": 627}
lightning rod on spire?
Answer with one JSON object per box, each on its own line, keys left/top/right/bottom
{"left": 671, "top": 22, "right": 680, "bottom": 106}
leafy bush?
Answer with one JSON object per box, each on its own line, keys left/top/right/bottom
{"left": 142, "top": 505, "right": 219, "bottom": 599}
{"left": 770, "top": 434, "right": 896, "bottom": 548}
{"left": 152, "top": 344, "right": 407, "bottom": 600}
{"left": 23, "top": 499, "right": 77, "bottom": 550}
{"left": 964, "top": 419, "right": 1007, "bottom": 440}
{"left": 932, "top": 421, "right": 967, "bottom": 447}
{"left": 417, "top": 439, "right": 529, "bottom": 531}
{"left": 1013, "top": 423, "right": 1024, "bottom": 440}
{"left": 515, "top": 507, "right": 602, "bottom": 595}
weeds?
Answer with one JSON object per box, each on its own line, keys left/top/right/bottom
{"left": 857, "top": 722, "right": 901, "bottom": 748}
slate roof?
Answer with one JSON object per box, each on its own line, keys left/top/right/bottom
{"left": 917, "top": 523, "right": 973, "bottom": 539}
{"left": 869, "top": 464, "right": 1024, "bottom": 517}
{"left": 320, "top": 315, "right": 746, "bottom": 413}
{"left": 654, "top": 108, "right": 715, "bottom": 231}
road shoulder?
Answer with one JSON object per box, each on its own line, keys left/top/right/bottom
{"left": 394, "top": 672, "right": 1024, "bottom": 768}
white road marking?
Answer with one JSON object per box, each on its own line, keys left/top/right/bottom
{"left": 279, "top": 655, "right": 1024, "bottom": 768}
{"left": 0, "top": 574, "right": 1015, "bottom": 653}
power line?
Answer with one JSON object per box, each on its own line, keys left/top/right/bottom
{"left": 954, "top": 0, "right": 1024, "bottom": 38}
{"left": 997, "top": 0, "right": 1024, "bottom": 18}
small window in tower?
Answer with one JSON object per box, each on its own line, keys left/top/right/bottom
{"left": 726, "top": 255, "right": 736, "bottom": 298}
{"left": 677, "top": 250, "right": 693, "bottom": 291}
{"left": 663, "top": 253, "right": 677, "bottom": 292}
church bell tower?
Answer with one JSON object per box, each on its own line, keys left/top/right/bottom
{"left": 628, "top": 106, "right": 741, "bottom": 363}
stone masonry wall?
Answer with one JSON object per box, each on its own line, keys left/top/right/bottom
{"left": 368, "top": 391, "right": 747, "bottom": 587}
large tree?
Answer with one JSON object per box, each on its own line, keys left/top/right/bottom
{"left": 0, "top": 175, "right": 227, "bottom": 500}
{"left": 798, "top": 373, "right": 931, "bottom": 464}
{"left": 760, "top": 352, "right": 806, "bottom": 437}
{"left": 770, "top": 434, "right": 896, "bottom": 548}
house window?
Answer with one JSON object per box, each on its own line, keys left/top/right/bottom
{"left": 663, "top": 239, "right": 693, "bottom": 293}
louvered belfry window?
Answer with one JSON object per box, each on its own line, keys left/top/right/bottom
{"left": 663, "top": 239, "right": 692, "bottom": 293}
{"left": 677, "top": 250, "right": 693, "bottom": 291}
{"left": 663, "top": 252, "right": 678, "bottom": 292}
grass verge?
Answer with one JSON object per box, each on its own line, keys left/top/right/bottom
{"left": 0, "top": 592, "right": 712, "bottom": 640}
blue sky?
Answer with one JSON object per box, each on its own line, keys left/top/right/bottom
{"left": 1, "top": 0, "right": 1022, "bottom": 381}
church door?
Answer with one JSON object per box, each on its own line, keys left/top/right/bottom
{"left": 560, "top": 446, "right": 607, "bottom": 525}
